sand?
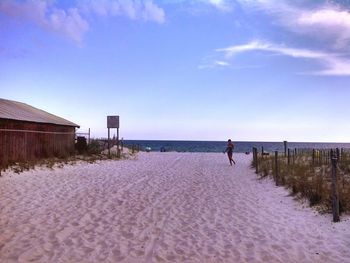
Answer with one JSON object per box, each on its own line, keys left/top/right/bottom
{"left": 0, "top": 152, "right": 350, "bottom": 263}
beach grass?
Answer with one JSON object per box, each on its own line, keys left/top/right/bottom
{"left": 254, "top": 150, "right": 350, "bottom": 213}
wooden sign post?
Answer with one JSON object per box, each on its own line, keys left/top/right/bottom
{"left": 107, "top": 116, "right": 120, "bottom": 158}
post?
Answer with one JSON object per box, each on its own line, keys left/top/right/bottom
{"left": 319, "top": 150, "right": 321, "bottom": 165}
{"left": 312, "top": 149, "right": 315, "bottom": 166}
{"left": 331, "top": 150, "right": 340, "bottom": 222}
{"left": 336, "top": 148, "right": 340, "bottom": 162}
{"left": 121, "top": 137, "right": 124, "bottom": 151}
{"left": 253, "top": 147, "right": 258, "bottom": 174}
{"left": 283, "top": 141, "right": 287, "bottom": 157}
{"left": 108, "top": 128, "right": 110, "bottom": 157}
{"left": 256, "top": 148, "right": 259, "bottom": 174}
{"left": 287, "top": 148, "right": 290, "bottom": 165}
{"left": 274, "top": 151, "right": 279, "bottom": 186}
{"left": 341, "top": 148, "right": 344, "bottom": 161}
{"left": 252, "top": 147, "right": 256, "bottom": 167}
{"left": 117, "top": 127, "right": 120, "bottom": 158}
{"left": 88, "top": 128, "right": 90, "bottom": 144}
{"left": 261, "top": 146, "right": 264, "bottom": 158}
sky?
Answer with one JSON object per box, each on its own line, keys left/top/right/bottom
{"left": 1, "top": 0, "right": 350, "bottom": 142}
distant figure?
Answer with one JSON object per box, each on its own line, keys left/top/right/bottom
{"left": 225, "top": 139, "right": 236, "bottom": 166}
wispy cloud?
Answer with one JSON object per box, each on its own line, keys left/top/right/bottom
{"left": 198, "top": 55, "right": 231, "bottom": 69}
{"left": 215, "top": 60, "right": 231, "bottom": 66}
{"left": 217, "top": 40, "right": 350, "bottom": 76}
{"left": 80, "top": 0, "right": 165, "bottom": 24}
{"left": 237, "top": 0, "right": 350, "bottom": 50}
{"left": 217, "top": 41, "right": 328, "bottom": 59}
{"left": 0, "top": 0, "right": 165, "bottom": 44}
{"left": 206, "top": 0, "right": 234, "bottom": 12}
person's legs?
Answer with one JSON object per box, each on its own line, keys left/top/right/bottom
{"left": 228, "top": 152, "right": 233, "bottom": 165}
{"left": 231, "top": 157, "right": 236, "bottom": 164}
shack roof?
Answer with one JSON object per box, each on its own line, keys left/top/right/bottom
{"left": 0, "top": 98, "right": 79, "bottom": 127}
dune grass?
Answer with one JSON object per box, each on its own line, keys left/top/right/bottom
{"left": 254, "top": 150, "right": 350, "bottom": 214}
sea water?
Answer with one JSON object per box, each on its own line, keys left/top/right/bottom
{"left": 123, "top": 140, "right": 350, "bottom": 153}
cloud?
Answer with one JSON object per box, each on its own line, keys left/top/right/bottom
{"left": 0, "top": 0, "right": 165, "bottom": 45}
{"left": 80, "top": 0, "right": 165, "bottom": 23}
{"left": 206, "top": 0, "right": 234, "bottom": 12}
{"left": 49, "top": 7, "right": 89, "bottom": 43}
{"left": 295, "top": 7, "right": 350, "bottom": 49}
{"left": 0, "top": 0, "right": 89, "bottom": 44}
{"left": 198, "top": 55, "right": 231, "bottom": 69}
{"left": 237, "top": 0, "right": 350, "bottom": 50}
{"left": 214, "top": 60, "right": 230, "bottom": 66}
{"left": 143, "top": 1, "right": 166, "bottom": 23}
{"left": 217, "top": 41, "right": 328, "bottom": 59}
{"left": 217, "top": 40, "right": 350, "bottom": 76}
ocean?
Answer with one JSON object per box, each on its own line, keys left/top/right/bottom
{"left": 122, "top": 140, "right": 350, "bottom": 153}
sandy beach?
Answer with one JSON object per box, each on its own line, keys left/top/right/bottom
{"left": 1, "top": 152, "right": 350, "bottom": 262}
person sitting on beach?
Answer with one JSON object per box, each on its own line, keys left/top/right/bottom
{"left": 225, "top": 139, "right": 236, "bottom": 166}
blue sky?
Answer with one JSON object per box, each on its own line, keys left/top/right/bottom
{"left": 1, "top": 0, "right": 350, "bottom": 142}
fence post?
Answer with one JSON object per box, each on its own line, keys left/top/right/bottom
{"left": 274, "top": 151, "right": 279, "bottom": 186}
{"left": 336, "top": 148, "right": 340, "bottom": 162}
{"left": 331, "top": 150, "right": 340, "bottom": 222}
{"left": 88, "top": 128, "right": 91, "bottom": 144}
{"left": 252, "top": 147, "right": 256, "bottom": 168}
{"left": 255, "top": 148, "right": 259, "bottom": 174}
{"left": 341, "top": 148, "right": 344, "bottom": 161}
{"left": 283, "top": 141, "right": 287, "bottom": 157}
{"left": 287, "top": 148, "right": 290, "bottom": 165}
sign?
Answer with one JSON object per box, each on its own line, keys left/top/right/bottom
{"left": 107, "top": 116, "right": 119, "bottom": 128}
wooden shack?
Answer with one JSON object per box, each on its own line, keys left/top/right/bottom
{"left": 0, "top": 98, "right": 79, "bottom": 167}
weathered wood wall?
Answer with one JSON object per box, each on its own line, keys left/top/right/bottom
{"left": 0, "top": 119, "right": 75, "bottom": 168}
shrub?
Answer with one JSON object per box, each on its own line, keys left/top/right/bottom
{"left": 87, "top": 139, "right": 102, "bottom": 155}
{"left": 75, "top": 136, "right": 87, "bottom": 154}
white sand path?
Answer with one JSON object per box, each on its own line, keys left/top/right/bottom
{"left": 0, "top": 153, "right": 350, "bottom": 262}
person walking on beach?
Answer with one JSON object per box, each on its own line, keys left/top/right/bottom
{"left": 225, "top": 139, "right": 235, "bottom": 166}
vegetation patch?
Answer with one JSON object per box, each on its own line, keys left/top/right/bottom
{"left": 253, "top": 150, "right": 350, "bottom": 214}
